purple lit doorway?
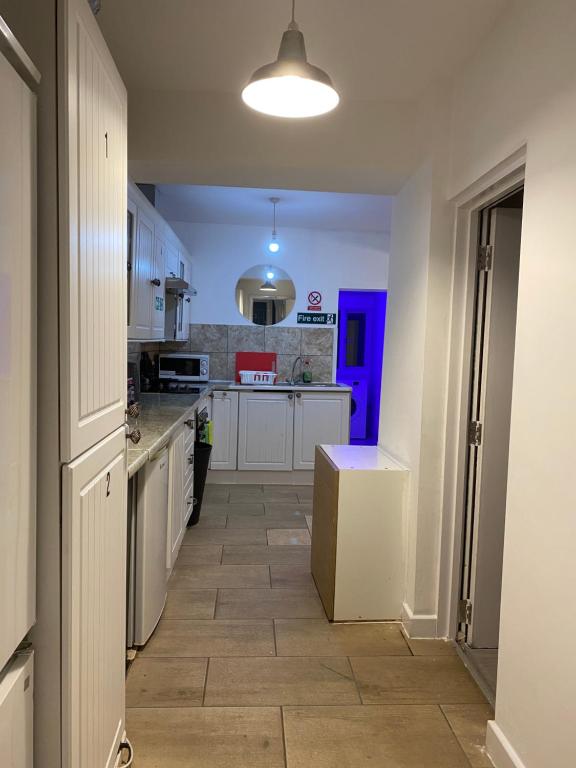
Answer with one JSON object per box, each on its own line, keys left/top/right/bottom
{"left": 336, "top": 290, "right": 387, "bottom": 445}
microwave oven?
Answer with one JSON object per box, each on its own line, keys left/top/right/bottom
{"left": 158, "top": 353, "right": 209, "bottom": 382}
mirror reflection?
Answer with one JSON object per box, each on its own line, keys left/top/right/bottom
{"left": 236, "top": 265, "right": 296, "bottom": 325}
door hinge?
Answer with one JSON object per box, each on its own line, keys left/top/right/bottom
{"left": 478, "top": 244, "right": 493, "bottom": 271}
{"left": 468, "top": 420, "right": 482, "bottom": 446}
{"left": 458, "top": 598, "right": 473, "bottom": 625}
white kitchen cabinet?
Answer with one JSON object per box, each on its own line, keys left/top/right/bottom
{"left": 127, "top": 204, "right": 154, "bottom": 339}
{"left": 60, "top": 2, "right": 127, "bottom": 461}
{"left": 167, "top": 428, "right": 185, "bottom": 572}
{"left": 0, "top": 652, "right": 34, "bottom": 768}
{"left": 61, "top": 427, "right": 127, "bottom": 768}
{"left": 238, "top": 391, "right": 294, "bottom": 471}
{"left": 183, "top": 416, "right": 196, "bottom": 526}
{"left": 210, "top": 391, "right": 239, "bottom": 470}
{"left": 165, "top": 240, "right": 179, "bottom": 279}
{"left": 151, "top": 236, "right": 166, "bottom": 338}
{"left": 293, "top": 391, "right": 351, "bottom": 470}
{"left": 0, "top": 45, "right": 35, "bottom": 674}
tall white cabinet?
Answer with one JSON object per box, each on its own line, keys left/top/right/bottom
{"left": 0, "top": 23, "right": 37, "bottom": 768}
{"left": 58, "top": 1, "right": 128, "bottom": 767}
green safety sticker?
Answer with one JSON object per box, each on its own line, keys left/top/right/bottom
{"left": 297, "top": 312, "right": 337, "bottom": 325}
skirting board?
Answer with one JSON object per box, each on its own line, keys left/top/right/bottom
{"left": 207, "top": 469, "right": 314, "bottom": 486}
{"left": 401, "top": 602, "right": 438, "bottom": 638}
{"left": 486, "top": 721, "right": 527, "bottom": 768}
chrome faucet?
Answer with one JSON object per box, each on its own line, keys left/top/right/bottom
{"left": 289, "top": 356, "right": 303, "bottom": 385}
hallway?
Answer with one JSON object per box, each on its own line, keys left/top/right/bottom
{"left": 126, "top": 485, "right": 493, "bottom": 767}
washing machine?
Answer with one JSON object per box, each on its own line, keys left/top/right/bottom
{"left": 340, "top": 378, "right": 368, "bottom": 440}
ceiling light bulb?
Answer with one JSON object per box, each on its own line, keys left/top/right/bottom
{"left": 268, "top": 240, "right": 280, "bottom": 254}
{"left": 242, "top": 1, "right": 339, "bottom": 119}
{"left": 266, "top": 270, "right": 275, "bottom": 279}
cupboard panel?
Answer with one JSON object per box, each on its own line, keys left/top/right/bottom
{"left": 62, "top": 427, "right": 126, "bottom": 768}
{"left": 238, "top": 392, "right": 294, "bottom": 471}
{"left": 293, "top": 392, "right": 350, "bottom": 470}
{"left": 60, "top": 0, "right": 127, "bottom": 460}
{"left": 210, "top": 391, "right": 239, "bottom": 470}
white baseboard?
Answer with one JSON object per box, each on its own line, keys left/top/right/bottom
{"left": 401, "top": 602, "right": 438, "bottom": 638}
{"left": 486, "top": 722, "right": 527, "bottom": 768}
{"left": 207, "top": 469, "right": 314, "bottom": 485}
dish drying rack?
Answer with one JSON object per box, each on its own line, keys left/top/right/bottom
{"left": 238, "top": 370, "right": 277, "bottom": 385}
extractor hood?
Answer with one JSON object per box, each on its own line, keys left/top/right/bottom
{"left": 165, "top": 276, "right": 197, "bottom": 295}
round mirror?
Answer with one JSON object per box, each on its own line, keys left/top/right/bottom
{"left": 235, "top": 265, "right": 296, "bottom": 326}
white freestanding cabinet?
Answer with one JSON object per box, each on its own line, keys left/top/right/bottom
{"left": 0, "top": 652, "right": 34, "bottom": 768}
{"left": 210, "top": 391, "right": 239, "bottom": 470}
{"left": 61, "top": 427, "right": 127, "bottom": 768}
{"left": 311, "top": 445, "right": 408, "bottom": 621}
{"left": 0, "top": 43, "right": 36, "bottom": 675}
{"left": 293, "top": 392, "right": 351, "bottom": 470}
{"left": 238, "top": 391, "right": 294, "bottom": 471}
{"left": 167, "top": 428, "right": 185, "bottom": 571}
{"left": 59, "top": 0, "right": 127, "bottom": 462}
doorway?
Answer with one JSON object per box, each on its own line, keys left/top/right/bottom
{"left": 336, "top": 290, "right": 387, "bottom": 445}
{"left": 457, "top": 188, "right": 523, "bottom": 701}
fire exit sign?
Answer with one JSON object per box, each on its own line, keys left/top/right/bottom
{"left": 297, "top": 312, "right": 337, "bottom": 325}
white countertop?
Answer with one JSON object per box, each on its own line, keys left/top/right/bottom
{"left": 320, "top": 444, "right": 407, "bottom": 471}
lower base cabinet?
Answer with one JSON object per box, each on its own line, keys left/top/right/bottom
{"left": 210, "top": 389, "right": 351, "bottom": 472}
{"left": 61, "top": 427, "right": 127, "bottom": 768}
{"left": 210, "top": 391, "right": 238, "bottom": 470}
{"left": 293, "top": 392, "right": 351, "bottom": 470}
{"left": 238, "top": 391, "right": 295, "bottom": 471}
{"left": 167, "top": 428, "right": 185, "bottom": 572}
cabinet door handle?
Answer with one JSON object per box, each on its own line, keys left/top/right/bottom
{"left": 150, "top": 278, "right": 161, "bottom": 286}
{"left": 184, "top": 419, "right": 194, "bottom": 428}
{"left": 288, "top": 393, "right": 294, "bottom": 400}
{"left": 188, "top": 455, "right": 194, "bottom": 465}
{"left": 296, "top": 392, "right": 302, "bottom": 399}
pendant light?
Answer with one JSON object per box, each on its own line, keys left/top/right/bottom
{"left": 242, "top": 0, "right": 340, "bottom": 119}
{"left": 260, "top": 268, "right": 278, "bottom": 292}
{"left": 268, "top": 197, "right": 280, "bottom": 253}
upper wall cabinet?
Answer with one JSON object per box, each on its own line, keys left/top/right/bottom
{"left": 127, "top": 182, "right": 193, "bottom": 341}
{"left": 59, "top": 0, "right": 128, "bottom": 462}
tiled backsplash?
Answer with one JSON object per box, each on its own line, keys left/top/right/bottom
{"left": 129, "top": 324, "right": 336, "bottom": 383}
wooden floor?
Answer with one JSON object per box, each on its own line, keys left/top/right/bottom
{"left": 126, "top": 484, "right": 494, "bottom": 767}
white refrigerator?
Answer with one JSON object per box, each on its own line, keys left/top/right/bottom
{"left": 0, "top": 22, "right": 37, "bottom": 768}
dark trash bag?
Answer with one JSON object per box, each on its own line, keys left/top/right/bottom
{"left": 187, "top": 441, "right": 213, "bottom": 527}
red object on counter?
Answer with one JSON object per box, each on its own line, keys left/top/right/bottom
{"left": 235, "top": 352, "right": 278, "bottom": 383}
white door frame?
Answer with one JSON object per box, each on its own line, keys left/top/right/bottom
{"left": 436, "top": 147, "right": 526, "bottom": 641}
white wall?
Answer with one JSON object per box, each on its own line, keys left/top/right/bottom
{"left": 383, "top": 1, "right": 576, "bottom": 766}
{"left": 168, "top": 221, "right": 389, "bottom": 327}
{"left": 448, "top": 2, "right": 576, "bottom": 767}
{"left": 378, "top": 161, "right": 452, "bottom": 631}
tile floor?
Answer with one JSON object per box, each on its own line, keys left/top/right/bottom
{"left": 126, "top": 484, "right": 494, "bottom": 768}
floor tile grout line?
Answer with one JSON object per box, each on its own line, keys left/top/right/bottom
{"left": 201, "top": 657, "right": 211, "bottom": 706}
{"left": 437, "top": 703, "right": 477, "bottom": 767}
{"left": 347, "top": 655, "right": 366, "bottom": 706}
{"left": 272, "top": 618, "right": 278, "bottom": 656}
{"left": 280, "top": 706, "right": 289, "bottom": 768}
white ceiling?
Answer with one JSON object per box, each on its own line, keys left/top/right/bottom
{"left": 155, "top": 185, "right": 393, "bottom": 233}
{"left": 97, "top": 0, "right": 510, "bottom": 194}
{"left": 98, "top": 0, "right": 507, "bottom": 102}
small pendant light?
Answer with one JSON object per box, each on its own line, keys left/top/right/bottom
{"left": 268, "top": 197, "right": 280, "bottom": 253}
{"left": 242, "top": 0, "right": 340, "bottom": 119}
